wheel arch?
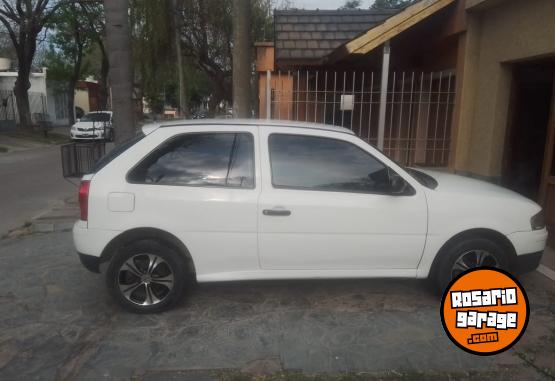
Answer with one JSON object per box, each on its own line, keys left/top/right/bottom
{"left": 428, "top": 228, "right": 517, "bottom": 279}
{"left": 99, "top": 227, "right": 196, "bottom": 276}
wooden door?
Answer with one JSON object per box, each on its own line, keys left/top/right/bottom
{"left": 539, "top": 75, "right": 555, "bottom": 227}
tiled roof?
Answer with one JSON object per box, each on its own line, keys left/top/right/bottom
{"left": 274, "top": 9, "right": 399, "bottom": 64}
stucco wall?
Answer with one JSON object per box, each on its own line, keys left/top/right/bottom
{"left": 453, "top": 0, "right": 555, "bottom": 179}
{"left": 0, "top": 71, "right": 47, "bottom": 94}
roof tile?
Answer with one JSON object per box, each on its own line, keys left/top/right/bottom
{"left": 274, "top": 9, "right": 398, "bottom": 63}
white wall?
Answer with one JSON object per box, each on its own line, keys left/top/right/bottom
{"left": 0, "top": 69, "right": 47, "bottom": 94}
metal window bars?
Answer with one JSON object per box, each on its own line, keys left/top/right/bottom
{"left": 264, "top": 69, "right": 456, "bottom": 167}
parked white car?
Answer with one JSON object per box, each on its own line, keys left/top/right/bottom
{"left": 70, "top": 111, "right": 114, "bottom": 141}
{"left": 73, "top": 120, "right": 547, "bottom": 313}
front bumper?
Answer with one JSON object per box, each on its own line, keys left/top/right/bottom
{"left": 507, "top": 228, "right": 548, "bottom": 256}
{"left": 514, "top": 251, "right": 543, "bottom": 274}
{"left": 70, "top": 134, "right": 105, "bottom": 140}
{"left": 70, "top": 130, "right": 106, "bottom": 139}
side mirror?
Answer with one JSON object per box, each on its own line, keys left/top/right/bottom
{"left": 389, "top": 171, "right": 412, "bottom": 195}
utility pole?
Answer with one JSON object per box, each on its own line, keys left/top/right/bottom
{"left": 173, "top": 0, "right": 187, "bottom": 117}
{"left": 232, "top": 0, "right": 252, "bottom": 118}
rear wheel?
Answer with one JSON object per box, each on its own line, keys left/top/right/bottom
{"left": 106, "top": 240, "right": 187, "bottom": 313}
{"left": 435, "top": 237, "right": 510, "bottom": 294}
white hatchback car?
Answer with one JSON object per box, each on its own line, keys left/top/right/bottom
{"left": 73, "top": 120, "right": 547, "bottom": 313}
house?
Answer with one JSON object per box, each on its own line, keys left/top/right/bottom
{"left": 0, "top": 64, "right": 48, "bottom": 129}
{"left": 256, "top": 0, "right": 555, "bottom": 227}
{"left": 47, "top": 78, "right": 103, "bottom": 126}
{"left": 0, "top": 58, "right": 105, "bottom": 128}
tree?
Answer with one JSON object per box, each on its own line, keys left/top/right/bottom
{"left": 44, "top": 2, "right": 98, "bottom": 125}
{"left": 178, "top": 0, "right": 233, "bottom": 116}
{"left": 130, "top": 0, "right": 176, "bottom": 116}
{"left": 232, "top": 0, "right": 251, "bottom": 118}
{"left": 0, "top": 0, "right": 62, "bottom": 131}
{"left": 80, "top": 2, "right": 110, "bottom": 110}
{"left": 339, "top": 0, "right": 362, "bottom": 9}
{"left": 175, "top": 0, "right": 273, "bottom": 117}
{"left": 371, "top": 0, "right": 413, "bottom": 9}
{"left": 104, "top": 0, "right": 136, "bottom": 144}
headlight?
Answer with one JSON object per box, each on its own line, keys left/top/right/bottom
{"left": 530, "top": 211, "right": 545, "bottom": 230}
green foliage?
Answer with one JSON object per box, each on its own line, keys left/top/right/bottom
{"left": 371, "top": 0, "right": 413, "bottom": 9}
{"left": 130, "top": 0, "right": 176, "bottom": 113}
{"left": 43, "top": 3, "right": 101, "bottom": 86}
{"left": 340, "top": 0, "right": 362, "bottom": 9}
{"left": 130, "top": 0, "right": 275, "bottom": 114}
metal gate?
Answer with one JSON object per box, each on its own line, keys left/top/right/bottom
{"left": 262, "top": 69, "right": 456, "bottom": 167}
{"left": 0, "top": 90, "right": 48, "bottom": 126}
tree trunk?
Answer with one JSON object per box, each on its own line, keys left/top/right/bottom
{"left": 14, "top": 50, "right": 34, "bottom": 131}
{"left": 14, "top": 75, "right": 32, "bottom": 131}
{"left": 172, "top": 0, "right": 188, "bottom": 117}
{"left": 99, "top": 48, "right": 109, "bottom": 110}
{"left": 104, "top": 0, "right": 136, "bottom": 145}
{"left": 67, "top": 80, "right": 76, "bottom": 126}
{"left": 232, "top": 0, "right": 252, "bottom": 118}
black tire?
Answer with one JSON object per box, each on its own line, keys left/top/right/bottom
{"left": 106, "top": 240, "right": 188, "bottom": 313}
{"left": 435, "top": 237, "right": 511, "bottom": 294}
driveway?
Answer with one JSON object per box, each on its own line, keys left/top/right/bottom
{"left": 0, "top": 231, "right": 554, "bottom": 380}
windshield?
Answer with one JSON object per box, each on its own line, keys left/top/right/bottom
{"left": 80, "top": 113, "right": 111, "bottom": 122}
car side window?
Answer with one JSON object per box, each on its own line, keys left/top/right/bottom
{"left": 268, "top": 134, "right": 391, "bottom": 194}
{"left": 128, "top": 132, "right": 255, "bottom": 188}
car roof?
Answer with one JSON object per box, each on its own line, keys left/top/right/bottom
{"left": 141, "top": 119, "right": 355, "bottom": 136}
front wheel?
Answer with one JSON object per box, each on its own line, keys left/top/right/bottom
{"left": 106, "top": 240, "right": 187, "bottom": 313}
{"left": 435, "top": 237, "right": 510, "bottom": 293}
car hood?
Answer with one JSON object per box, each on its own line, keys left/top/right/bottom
{"left": 416, "top": 169, "right": 539, "bottom": 207}
{"left": 73, "top": 121, "right": 108, "bottom": 129}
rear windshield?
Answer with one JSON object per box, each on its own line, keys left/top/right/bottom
{"left": 89, "top": 133, "right": 145, "bottom": 174}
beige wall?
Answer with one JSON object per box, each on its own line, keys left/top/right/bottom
{"left": 75, "top": 89, "right": 90, "bottom": 114}
{"left": 453, "top": 0, "right": 555, "bottom": 179}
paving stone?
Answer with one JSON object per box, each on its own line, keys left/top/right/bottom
{"left": 0, "top": 232, "right": 553, "bottom": 380}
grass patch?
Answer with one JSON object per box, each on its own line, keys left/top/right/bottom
{"left": 0, "top": 146, "right": 8, "bottom": 153}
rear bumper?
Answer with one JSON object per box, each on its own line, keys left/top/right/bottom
{"left": 73, "top": 221, "right": 120, "bottom": 256}
{"left": 78, "top": 252, "right": 101, "bottom": 273}
{"left": 514, "top": 251, "right": 543, "bottom": 275}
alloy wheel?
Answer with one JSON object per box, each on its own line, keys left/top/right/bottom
{"left": 117, "top": 253, "right": 174, "bottom": 306}
{"left": 451, "top": 249, "right": 500, "bottom": 280}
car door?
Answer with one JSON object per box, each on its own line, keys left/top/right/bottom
{"left": 122, "top": 126, "right": 261, "bottom": 279}
{"left": 257, "top": 126, "right": 428, "bottom": 271}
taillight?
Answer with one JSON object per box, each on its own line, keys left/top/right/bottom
{"left": 79, "top": 180, "right": 91, "bottom": 221}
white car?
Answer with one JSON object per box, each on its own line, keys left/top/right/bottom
{"left": 73, "top": 120, "right": 547, "bottom": 313}
{"left": 70, "top": 111, "right": 114, "bottom": 141}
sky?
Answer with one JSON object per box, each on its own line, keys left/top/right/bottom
{"left": 292, "top": 0, "right": 375, "bottom": 9}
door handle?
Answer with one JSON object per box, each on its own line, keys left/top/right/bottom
{"left": 263, "top": 209, "right": 291, "bottom": 216}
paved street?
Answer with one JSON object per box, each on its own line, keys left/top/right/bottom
{"left": 0, "top": 145, "right": 75, "bottom": 237}
{"left": 0, "top": 231, "right": 554, "bottom": 380}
